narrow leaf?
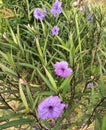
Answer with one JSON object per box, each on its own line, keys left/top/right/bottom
{"left": 19, "top": 83, "right": 29, "bottom": 112}
{"left": 44, "top": 66, "right": 57, "bottom": 92}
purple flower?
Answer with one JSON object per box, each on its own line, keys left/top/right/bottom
{"left": 33, "top": 8, "right": 47, "bottom": 20}
{"left": 33, "top": 126, "right": 39, "bottom": 130}
{"left": 54, "top": 61, "right": 73, "bottom": 78}
{"left": 51, "top": 0, "right": 62, "bottom": 17}
{"left": 88, "top": 13, "right": 94, "bottom": 22}
{"left": 87, "top": 82, "right": 93, "bottom": 88}
{"left": 37, "top": 96, "right": 66, "bottom": 119}
{"left": 80, "top": 6, "right": 86, "bottom": 13}
{"left": 51, "top": 26, "right": 59, "bottom": 36}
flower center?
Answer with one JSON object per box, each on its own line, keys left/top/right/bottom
{"left": 48, "top": 106, "right": 53, "bottom": 111}
{"left": 54, "top": 29, "right": 57, "bottom": 32}
{"left": 37, "top": 12, "right": 42, "bottom": 16}
{"left": 61, "top": 68, "right": 65, "bottom": 72}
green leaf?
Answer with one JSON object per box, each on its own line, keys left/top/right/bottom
{"left": 0, "top": 51, "right": 8, "bottom": 60}
{"left": 37, "top": 68, "right": 56, "bottom": 92}
{"left": 0, "top": 119, "right": 34, "bottom": 129}
{"left": 59, "top": 75, "right": 73, "bottom": 90}
{"left": 44, "top": 66, "right": 57, "bottom": 92}
{"left": 0, "top": 63, "right": 17, "bottom": 77}
{"left": 56, "top": 36, "right": 65, "bottom": 45}
{"left": 26, "top": 85, "right": 34, "bottom": 107}
{"left": 102, "top": 115, "right": 106, "bottom": 130}
{"left": 97, "top": 55, "right": 106, "bottom": 96}
{"left": 94, "top": 118, "right": 101, "bottom": 130}
{"left": 7, "top": 53, "right": 16, "bottom": 69}
{"left": 9, "top": 26, "right": 18, "bottom": 45}
{"left": 37, "top": 91, "right": 55, "bottom": 96}
{"left": 19, "top": 84, "right": 29, "bottom": 112}
{"left": 32, "top": 96, "right": 39, "bottom": 110}
{"left": 41, "top": 20, "right": 46, "bottom": 37}
{"left": 18, "top": 63, "right": 36, "bottom": 69}
{"left": 59, "top": 75, "right": 73, "bottom": 97}
{"left": 53, "top": 44, "right": 70, "bottom": 52}
{"left": 35, "top": 38, "right": 44, "bottom": 64}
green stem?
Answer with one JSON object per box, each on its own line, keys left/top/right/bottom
{"left": 75, "top": 11, "right": 85, "bottom": 79}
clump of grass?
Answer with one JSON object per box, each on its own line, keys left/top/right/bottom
{"left": 0, "top": 0, "right": 106, "bottom": 129}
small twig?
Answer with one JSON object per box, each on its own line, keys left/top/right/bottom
{"left": 82, "top": 76, "right": 95, "bottom": 95}
{"left": 0, "top": 94, "right": 15, "bottom": 112}
{"left": 29, "top": 112, "right": 49, "bottom": 130}
{"left": 71, "top": 59, "right": 76, "bottom": 99}
{"left": 87, "top": 96, "right": 106, "bottom": 125}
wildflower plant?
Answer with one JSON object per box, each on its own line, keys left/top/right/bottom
{"left": 0, "top": 0, "right": 106, "bottom": 130}
{"left": 33, "top": 8, "right": 47, "bottom": 20}
{"left": 51, "top": 26, "right": 60, "bottom": 36}
{"left": 38, "top": 96, "right": 66, "bottom": 119}
{"left": 50, "top": 0, "right": 62, "bottom": 17}
{"left": 54, "top": 61, "right": 73, "bottom": 78}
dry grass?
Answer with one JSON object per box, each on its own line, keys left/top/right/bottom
{"left": 85, "top": 0, "right": 106, "bottom": 6}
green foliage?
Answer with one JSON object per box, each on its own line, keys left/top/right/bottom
{"left": 0, "top": 0, "right": 106, "bottom": 129}
{"left": 102, "top": 114, "right": 106, "bottom": 130}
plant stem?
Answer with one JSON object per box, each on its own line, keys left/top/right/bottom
{"left": 0, "top": 94, "right": 15, "bottom": 112}
{"left": 87, "top": 96, "right": 106, "bottom": 125}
